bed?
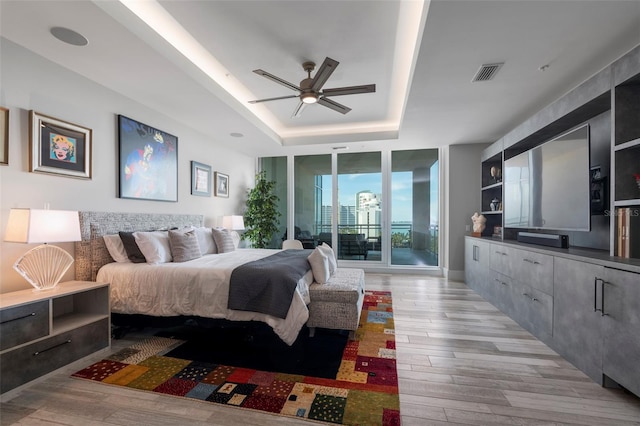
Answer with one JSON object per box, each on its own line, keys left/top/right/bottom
{"left": 75, "top": 211, "right": 313, "bottom": 345}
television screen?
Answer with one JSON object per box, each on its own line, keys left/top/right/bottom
{"left": 504, "top": 124, "right": 590, "bottom": 231}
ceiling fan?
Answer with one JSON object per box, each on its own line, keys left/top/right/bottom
{"left": 249, "top": 57, "right": 376, "bottom": 118}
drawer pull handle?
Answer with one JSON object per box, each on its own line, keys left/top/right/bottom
{"left": 494, "top": 251, "right": 506, "bottom": 256}
{"left": 0, "top": 312, "right": 36, "bottom": 325}
{"left": 522, "top": 293, "right": 538, "bottom": 302}
{"left": 523, "top": 258, "right": 541, "bottom": 265}
{"left": 494, "top": 278, "right": 507, "bottom": 286}
{"left": 33, "top": 339, "right": 71, "bottom": 356}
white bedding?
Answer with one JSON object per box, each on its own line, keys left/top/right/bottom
{"left": 97, "top": 249, "right": 313, "bottom": 345}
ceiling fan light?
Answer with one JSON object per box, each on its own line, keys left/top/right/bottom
{"left": 301, "top": 92, "right": 318, "bottom": 104}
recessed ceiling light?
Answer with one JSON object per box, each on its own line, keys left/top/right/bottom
{"left": 230, "top": 132, "right": 244, "bottom": 138}
{"left": 50, "top": 27, "right": 89, "bottom": 46}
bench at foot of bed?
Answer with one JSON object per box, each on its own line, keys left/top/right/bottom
{"left": 307, "top": 268, "right": 365, "bottom": 340}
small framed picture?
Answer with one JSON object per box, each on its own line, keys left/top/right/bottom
{"left": 215, "top": 171, "right": 229, "bottom": 197}
{"left": 1, "top": 106, "right": 8, "bottom": 165}
{"left": 29, "top": 111, "right": 92, "bottom": 179}
{"left": 191, "top": 161, "right": 211, "bottom": 197}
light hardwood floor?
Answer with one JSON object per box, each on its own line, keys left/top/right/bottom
{"left": 2, "top": 274, "right": 640, "bottom": 425}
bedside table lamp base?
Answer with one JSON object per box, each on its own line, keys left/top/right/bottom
{"left": 13, "top": 244, "right": 74, "bottom": 291}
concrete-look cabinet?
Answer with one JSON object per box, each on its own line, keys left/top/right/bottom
{"left": 552, "top": 257, "right": 605, "bottom": 384}
{"left": 465, "top": 236, "right": 640, "bottom": 397}
{"left": 601, "top": 267, "right": 640, "bottom": 396}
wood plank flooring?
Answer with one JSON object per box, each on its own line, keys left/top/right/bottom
{"left": 2, "top": 274, "right": 639, "bottom": 425}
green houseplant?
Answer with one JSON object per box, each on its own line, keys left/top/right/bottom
{"left": 243, "top": 170, "right": 281, "bottom": 248}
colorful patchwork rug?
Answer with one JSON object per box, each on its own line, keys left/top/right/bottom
{"left": 72, "top": 290, "right": 399, "bottom": 425}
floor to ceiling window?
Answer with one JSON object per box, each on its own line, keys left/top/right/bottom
{"left": 260, "top": 156, "right": 287, "bottom": 249}
{"left": 391, "top": 149, "right": 439, "bottom": 266}
{"left": 336, "top": 152, "right": 382, "bottom": 262}
{"left": 293, "top": 155, "right": 331, "bottom": 249}
{"left": 260, "top": 148, "right": 439, "bottom": 269}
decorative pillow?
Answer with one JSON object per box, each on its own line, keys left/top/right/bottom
{"left": 194, "top": 227, "right": 217, "bottom": 254}
{"left": 168, "top": 229, "right": 202, "bottom": 262}
{"left": 212, "top": 228, "right": 236, "bottom": 253}
{"left": 318, "top": 242, "right": 337, "bottom": 275}
{"left": 308, "top": 247, "right": 330, "bottom": 284}
{"left": 134, "top": 230, "right": 173, "bottom": 264}
{"left": 103, "top": 234, "right": 130, "bottom": 263}
{"left": 118, "top": 231, "right": 146, "bottom": 263}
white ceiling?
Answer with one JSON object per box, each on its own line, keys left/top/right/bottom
{"left": 1, "top": 1, "right": 639, "bottom": 158}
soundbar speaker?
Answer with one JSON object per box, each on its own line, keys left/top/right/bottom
{"left": 517, "top": 232, "right": 568, "bottom": 248}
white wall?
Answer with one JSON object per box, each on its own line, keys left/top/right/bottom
{"left": 0, "top": 39, "right": 255, "bottom": 293}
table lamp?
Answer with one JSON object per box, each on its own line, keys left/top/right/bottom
{"left": 4, "top": 208, "right": 81, "bottom": 291}
{"left": 222, "top": 215, "right": 245, "bottom": 231}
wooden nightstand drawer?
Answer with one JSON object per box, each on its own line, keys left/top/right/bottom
{"left": 0, "top": 300, "right": 49, "bottom": 351}
{"left": 0, "top": 318, "right": 109, "bottom": 393}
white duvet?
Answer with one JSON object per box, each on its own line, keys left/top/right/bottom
{"left": 96, "top": 249, "right": 312, "bottom": 345}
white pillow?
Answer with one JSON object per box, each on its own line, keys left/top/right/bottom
{"left": 194, "top": 227, "right": 217, "bottom": 254}
{"left": 134, "top": 231, "right": 172, "bottom": 264}
{"left": 308, "top": 247, "right": 330, "bottom": 284}
{"left": 103, "top": 234, "right": 130, "bottom": 263}
{"left": 318, "top": 243, "right": 337, "bottom": 275}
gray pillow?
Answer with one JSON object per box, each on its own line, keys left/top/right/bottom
{"left": 168, "top": 229, "right": 202, "bottom": 262}
{"left": 212, "top": 228, "right": 236, "bottom": 253}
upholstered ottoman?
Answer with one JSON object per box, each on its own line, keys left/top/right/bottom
{"left": 307, "top": 268, "right": 365, "bottom": 339}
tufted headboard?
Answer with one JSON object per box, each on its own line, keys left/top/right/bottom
{"left": 75, "top": 211, "right": 204, "bottom": 281}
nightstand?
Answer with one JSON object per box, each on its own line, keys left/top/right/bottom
{"left": 0, "top": 281, "right": 110, "bottom": 395}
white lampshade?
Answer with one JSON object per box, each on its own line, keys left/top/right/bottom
{"left": 5, "top": 209, "right": 81, "bottom": 243}
{"left": 4, "top": 208, "right": 81, "bottom": 291}
{"left": 222, "top": 215, "right": 245, "bottom": 231}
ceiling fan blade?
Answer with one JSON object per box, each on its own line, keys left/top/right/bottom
{"left": 322, "top": 84, "right": 376, "bottom": 97}
{"left": 291, "top": 101, "right": 307, "bottom": 118}
{"left": 253, "top": 69, "right": 300, "bottom": 92}
{"left": 249, "top": 94, "right": 298, "bottom": 104}
{"left": 310, "top": 57, "right": 339, "bottom": 91}
{"left": 317, "top": 97, "right": 351, "bottom": 114}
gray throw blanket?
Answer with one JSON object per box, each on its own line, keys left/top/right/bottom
{"left": 228, "top": 249, "right": 312, "bottom": 319}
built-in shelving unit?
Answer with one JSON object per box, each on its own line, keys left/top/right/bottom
{"left": 612, "top": 50, "right": 640, "bottom": 259}
{"left": 480, "top": 148, "right": 503, "bottom": 237}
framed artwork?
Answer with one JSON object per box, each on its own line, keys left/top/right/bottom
{"left": 215, "top": 171, "right": 229, "bottom": 197}
{"left": 0, "top": 107, "right": 8, "bottom": 165}
{"left": 191, "top": 161, "right": 211, "bottom": 197}
{"left": 29, "top": 111, "right": 92, "bottom": 179}
{"left": 118, "top": 115, "right": 178, "bottom": 202}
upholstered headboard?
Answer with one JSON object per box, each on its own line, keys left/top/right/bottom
{"left": 75, "top": 211, "right": 204, "bottom": 281}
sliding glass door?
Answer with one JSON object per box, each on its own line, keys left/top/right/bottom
{"left": 337, "top": 152, "right": 381, "bottom": 261}
{"left": 261, "top": 148, "right": 439, "bottom": 268}
{"left": 391, "top": 150, "right": 439, "bottom": 266}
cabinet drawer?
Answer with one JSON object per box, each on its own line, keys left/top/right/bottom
{"left": 511, "top": 282, "right": 553, "bottom": 338}
{"left": 0, "top": 300, "right": 49, "bottom": 351}
{"left": 0, "top": 318, "right": 109, "bottom": 393}
{"left": 490, "top": 244, "right": 512, "bottom": 276}
{"left": 512, "top": 249, "right": 554, "bottom": 295}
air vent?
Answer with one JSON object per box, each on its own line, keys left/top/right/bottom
{"left": 472, "top": 63, "right": 504, "bottom": 82}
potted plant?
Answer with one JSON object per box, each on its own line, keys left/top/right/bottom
{"left": 243, "top": 170, "right": 281, "bottom": 248}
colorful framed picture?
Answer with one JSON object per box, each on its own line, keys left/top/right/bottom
{"left": 29, "top": 111, "right": 92, "bottom": 179}
{"left": 215, "top": 171, "right": 229, "bottom": 197}
{"left": 118, "top": 115, "right": 178, "bottom": 202}
{"left": 0, "top": 107, "right": 8, "bottom": 165}
{"left": 191, "top": 161, "right": 211, "bottom": 197}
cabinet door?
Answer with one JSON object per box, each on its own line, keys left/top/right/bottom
{"left": 465, "top": 239, "right": 490, "bottom": 297}
{"left": 602, "top": 267, "right": 640, "bottom": 396}
{"left": 552, "top": 257, "right": 605, "bottom": 384}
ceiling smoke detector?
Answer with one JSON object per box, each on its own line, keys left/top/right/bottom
{"left": 472, "top": 62, "right": 504, "bottom": 82}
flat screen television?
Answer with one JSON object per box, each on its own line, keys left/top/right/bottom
{"left": 503, "top": 124, "right": 590, "bottom": 231}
